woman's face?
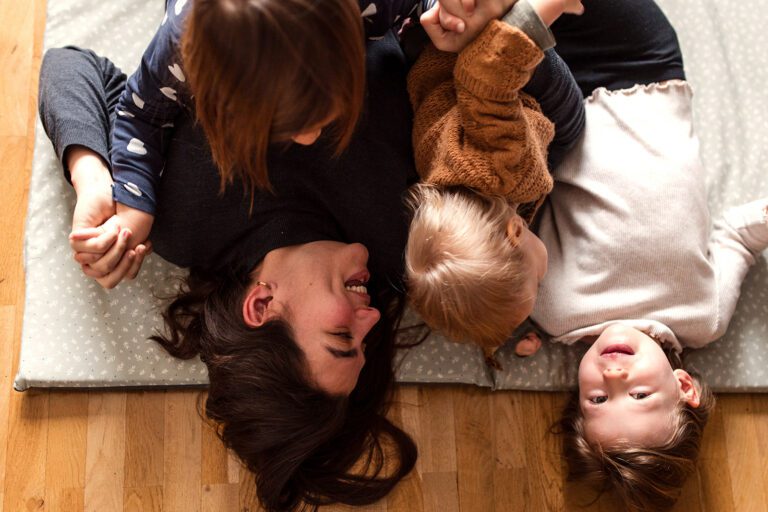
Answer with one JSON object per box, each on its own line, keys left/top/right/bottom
{"left": 578, "top": 324, "right": 699, "bottom": 448}
{"left": 246, "top": 241, "right": 381, "bottom": 395}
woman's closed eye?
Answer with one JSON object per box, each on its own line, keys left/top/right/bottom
{"left": 327, "top": 347, "right": 358, "bottom": 358}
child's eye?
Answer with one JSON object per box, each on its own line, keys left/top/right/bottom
{"left": 589, "top": 396, "right": 607, "bottom": 404}
{"left": 631, "top": 392, "right": 651, "bottom": 400}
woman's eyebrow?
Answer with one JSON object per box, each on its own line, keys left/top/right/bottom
{"left": 326, "top": 346, "right": 358, "bottom": 358}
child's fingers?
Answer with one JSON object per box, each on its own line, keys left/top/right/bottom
{"left": 125, "top": 246, "right": 147, "bottom": 281}
{"left": 88, "top": 228, "right": 131, "bottom": 275}
{"left": 460, "top": 0, "right": 476, "bottom": 14}
{"left": 74, "top": 251, "right": 102, "bottom": 265}
{"left": 565, "top": 0, "right": 585, "bottom": 15}
{"left": 81, "top": 263, "right": 107, "bottom": 279}
{"left": 70, "top": 224, "right": 119, "bottom": 253}
{"left": 438, "top": 8, "right": 466, "bottom": 33}
{"left": 439, "top": 0, "right": 475, "bottom": 16}
{"left": 96, "top": 250, "right": 136, "bottom": 290}
{"left": 69, "top": 227, "right": 105, "bottom": 240}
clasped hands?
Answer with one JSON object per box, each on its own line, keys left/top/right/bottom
{"left": 427, "top": 0, "right": 585, "bottom": 52}
{"left": 68, "top": 146, "right": 152, "bottom": 289}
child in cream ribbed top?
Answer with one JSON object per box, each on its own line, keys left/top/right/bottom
{"left": 531, "top": 81, "right": 768, "bottom": 352}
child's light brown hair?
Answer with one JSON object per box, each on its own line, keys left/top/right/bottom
{"left": 559, "top": 350, "right": 715, "bottom": 511}
{"left": 181, "top": 0, "right": 365, "bottom": 195}
{"left": 405, "top": 184, "right": 530, "bottom": 352}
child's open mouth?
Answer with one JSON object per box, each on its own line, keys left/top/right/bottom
{"left": 600, "top": 344, "right": 635, "bottom": 357}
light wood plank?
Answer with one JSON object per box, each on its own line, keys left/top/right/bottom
{"left": 722, "top": 395, "right": 768, "bottom": 511}
{"left": 125, "top": 391, "right": 165, "bottom": 489}
{"left": 46, "top": 393, "right": 88, "bottom": 512}
{"left": 421, "top": 472, "right": 459, "bottom": 512}
{"left": 417, "top": 386, "right": 456, "bottom": 473}
{"left": 238, "top": 465, "right": 263, "bottom": 512}
{"left": 0, "top": 307, "right": 17, "bottom": 505}
{"left": 0, "top": 137, "right": 29, "bottom": 306}
{"left": 162, "top": 391, "right": 202, "bottom": 512}
{"left": 0, "top": 0, "right": 35, "bottom": 136}
{"left": 201, "top": 399, "right": 229, "bottom": 486}
{"left": 2, "top": 390, "right": 49, "bottom": 512}
{"left": 85, "top": 392, "right": 127, "bottom": 512}
{"left": 697, "top": 400, "right": 735, "bottom": 510}
{"left": 124, "top": 485, "right": 163, "bottom": 512}
{"left": 201, "top": 483, "right": 238, "bottom": 512}
{"left": 454, "top": 386, "right": 494, "bottom": 512}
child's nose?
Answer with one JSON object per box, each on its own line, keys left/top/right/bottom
{"left": 603, "top": 367, "right": 628, "bottom": 380}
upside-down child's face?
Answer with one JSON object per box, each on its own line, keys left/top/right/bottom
{"left": 578, "top": 324, "right": 700, "bottom": 448}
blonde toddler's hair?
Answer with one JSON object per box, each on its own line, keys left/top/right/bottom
{"left": 405, "top": 184, "right": 530, "bottom": 350}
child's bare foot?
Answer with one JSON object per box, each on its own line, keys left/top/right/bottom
{"left": 515, "top": 332, "right": 542, "bottom": 357}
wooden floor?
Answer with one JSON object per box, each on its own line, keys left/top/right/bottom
{"left": 1, "top": 1, "right": 766, "bottom": 511}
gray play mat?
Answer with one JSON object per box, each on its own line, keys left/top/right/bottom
{"left": 15, "top": 0, "right": 768, "bottom": 392}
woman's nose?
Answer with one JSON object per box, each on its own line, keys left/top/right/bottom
{"left": 603, "top": 367, "right": 628, "bottom": 380}
{"left": 356, "top": 306, "right": 381, "bottom": 331}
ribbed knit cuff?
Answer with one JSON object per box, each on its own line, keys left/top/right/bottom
{"left": 501, "top": 0, "right": 556, "bottom": 51}
{"left": 454, "top": 21, "right": 543, "bottom": 102}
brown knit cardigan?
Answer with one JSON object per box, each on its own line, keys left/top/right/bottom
{"left": 407, "top": 20, "right": 555, "bottom": 221}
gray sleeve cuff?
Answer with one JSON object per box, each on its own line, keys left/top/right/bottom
{"left": 501, "top": 0, "right": 556, "bottom": 51}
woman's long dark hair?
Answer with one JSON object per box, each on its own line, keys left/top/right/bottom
{"left": 152, "top": 268, "right": 417, "bottom": 511}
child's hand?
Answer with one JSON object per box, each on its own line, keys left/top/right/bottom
{"left": 528, "top": 0, "right": 584, "bottom": 26}
{"left": 427, "top": 0, "right": 552, "bottom": 52}
{"left": 424, "top": 1, "right": 509, "bottom": 52}
{"left": 436, "top": 0, "right": 477, "bottom": 34}
{"left": 68, "top": 147, "right": 119, "bottom": 256}
{"left": 71, "top": 205, "right": 154, "bottom": 289}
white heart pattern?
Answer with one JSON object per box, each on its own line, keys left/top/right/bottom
{"left": 160, "top": 87, "right": 178, "bottom": 101}
{"left": 162, "top": 12, "right": 168, "bottom": 25}
{"left": 117, "top": 110, "right": 135, "bottom": 118}
{"left": 123, "top": 183, "right": 143, "bottom": 197}
{"left": 361, "top": 3, "right": 377, "bottom": 17}
{"left": 175, "top": 0, "right": 188, "bottom": 15}
{"left": 127, "top": 138, "right": 148, "bottom": 156}
{"left": 131, "top": 93, "right": 145, "bottom": 109}
{"left": 168, "top": 63, "right": 186, "bottom": 82}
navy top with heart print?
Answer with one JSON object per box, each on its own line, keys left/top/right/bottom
{"left": 110, "top": 0, "right": 426, "bottom": 215}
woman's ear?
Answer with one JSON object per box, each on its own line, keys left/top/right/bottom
{"left": 242, "top": 281, "right": 274, "bottom": 327}
{"left": 506, "top": 214, "right": 524, "bottom": 248}
{"left": 674, "top": 369, "right": 701, "bottom": 408}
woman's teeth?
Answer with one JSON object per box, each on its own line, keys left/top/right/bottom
{"left": 345, "top": 285, "right": 368, "bottom": 294}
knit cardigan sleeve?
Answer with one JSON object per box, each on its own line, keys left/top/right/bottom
{"left": 408, "top": 21, "right": 555, "bottom": 207}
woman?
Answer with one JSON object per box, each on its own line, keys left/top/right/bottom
{"left": 38, "top": 32, "right": 418, "bottom": 512}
